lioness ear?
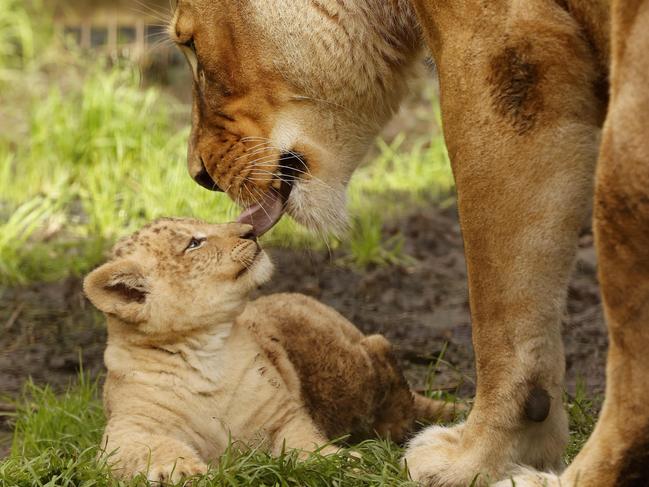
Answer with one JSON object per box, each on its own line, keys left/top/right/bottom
{"left": 83, "top": 259, "right": 150, "bottom": 324}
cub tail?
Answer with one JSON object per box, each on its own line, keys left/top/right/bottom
{"left": 411, "top": 392, "right": 467, "bottom": 424}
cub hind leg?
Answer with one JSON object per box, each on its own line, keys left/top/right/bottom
{"left": 362, "top": 335, "right": 462, "bottom": 443}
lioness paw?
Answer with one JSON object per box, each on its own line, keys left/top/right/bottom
{"left": 147, "top": 457, "right": 208, "bottom": 484}
{"left": 403, "top": 424, "right": 510, "bottom": 486}
{"left": 492, "top": 469, "right": 561, "bottom": 487}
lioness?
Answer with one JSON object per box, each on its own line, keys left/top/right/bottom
{"left": 168, "top": 0, "right": 649, "bottom": 485}
{"left": 84, "top": 218, "right": 457, "bottom": 482}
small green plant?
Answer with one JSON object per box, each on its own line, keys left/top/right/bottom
{"left": 343, "top": 134, "right": 453, "bottom": 267}
{"left": 0, "top": 0, "right": 43, "bottom": 75}
{"left": 344, "top": 211, "right": 409, "bottom": 268}
{"left": 565, "top": 380, "right": 600, "bottom": 463}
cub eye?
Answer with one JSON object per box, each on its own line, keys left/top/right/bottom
{"left": 185, "top": 236, "right": 206, "bottom": 253}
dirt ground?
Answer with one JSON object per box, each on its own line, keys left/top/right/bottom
{"left": 0, "top": 203, "right": 608, "bottom": 456}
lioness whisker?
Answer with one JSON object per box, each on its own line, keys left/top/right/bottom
{"left": 250, "top": 164, "right": 335, "bottom": 191}
{"left": 243, "top": 154, "right": 283, "bottom": 167}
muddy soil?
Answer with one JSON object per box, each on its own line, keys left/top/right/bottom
{"left": 0, "top": 204, "right": 608, "bottom": 456}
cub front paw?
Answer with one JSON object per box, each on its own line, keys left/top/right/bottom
{"left": 146, "top": 456, "right": 208, "bottom": 483}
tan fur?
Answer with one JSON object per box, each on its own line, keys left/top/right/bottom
{"left": 495, "top": 2, "right": 649, "bottom": 485}
{"left": 85, "top": 218, "right": 458, "bottom": 482}
{"left": 169, "top": 0, "right": 422, "bottom": 235}
{"left": 172, "top": 0, "right": 649, "bottom": 485}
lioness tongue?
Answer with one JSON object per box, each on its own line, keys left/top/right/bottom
{"left": 236, "top": 190, "right": 285, "bottom": 237}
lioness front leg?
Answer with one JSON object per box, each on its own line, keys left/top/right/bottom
{"left": 101, "top": 429, "right": 207, "bottom": 482}
{"left": 404, "top": 1, "right": 606, "bottom": 484}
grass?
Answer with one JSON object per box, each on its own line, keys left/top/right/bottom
{"left": 0, "top": 373, "right": 599, "bottom": 487}
{"left": 564, "top": 381, "right": 599, "bottom": 464}
{"left": 0, "top": 0, "right": 454, "bottom": 286}
{"left": 0, "top": 375, "right": 417, "bottom": 487}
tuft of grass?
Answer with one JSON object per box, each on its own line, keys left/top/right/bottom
{"left": 565, "top": 380, "right": 600, "bottom": 463}
{"left": 344, "top": 211, "right": 410, "bottom": 268}
{"left": 0, "top": 375, "right": 417, "bottom": 486}
{"left": 0, "top": 0, "right": 46, "bottom": 77}
{"left": 9, "top": 374, "right": 104, "bottom": 459}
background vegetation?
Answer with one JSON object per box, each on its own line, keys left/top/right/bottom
{"left": 0, "top": 0, "right": 454, "bottom": 286}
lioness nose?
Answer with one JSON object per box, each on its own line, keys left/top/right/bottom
{"left": 193, "top": 157, "right": 223, "bottom": 192}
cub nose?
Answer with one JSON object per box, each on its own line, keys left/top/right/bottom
{"left": 221, "top": 223, "right": 256, "bottom": 240}
{"left": 240, "top": 226, "right": 257, "bottom": 242}
{"left": 193, "top": 157, "right": 223, "bottom": 192}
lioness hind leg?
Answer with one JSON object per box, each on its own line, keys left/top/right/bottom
{"left": 495, "top": 3, "right": 649, "bottom": 486}
{"left": 559, "top": 2, "right": 649, "bottom": 484}
{"left": 404, "top": 0, "right": 607, "bottom": 485}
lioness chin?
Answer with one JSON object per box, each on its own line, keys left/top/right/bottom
{"left": 84, "top": 218, "right": 459, "bottom": 482}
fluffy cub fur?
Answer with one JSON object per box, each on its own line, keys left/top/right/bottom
{"left": 84, "top": 218, "right": 459, "bottom": 482}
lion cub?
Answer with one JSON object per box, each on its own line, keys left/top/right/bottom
{"left": 84, "top": 218, "right": 458, "bottom": 482}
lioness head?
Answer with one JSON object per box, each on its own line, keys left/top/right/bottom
{"left": 84, "top": 219, "right": 272, "bottom": 335}
{"left": 170, "top": 0, "right": 421, "bottom": 236}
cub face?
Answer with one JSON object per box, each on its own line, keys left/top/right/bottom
{"left": 169, "top": 0, "right": 420, "bottom": 235}
{"left": 84, "top": 219, "right": 273, "bottom": 336}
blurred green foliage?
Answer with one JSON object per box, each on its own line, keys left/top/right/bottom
{"left": 0, "top": 0, "right": 454, "bottom": 285}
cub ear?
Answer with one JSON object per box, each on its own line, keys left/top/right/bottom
{"left": 83, "top": 259, "right": 150, "bottom": 324}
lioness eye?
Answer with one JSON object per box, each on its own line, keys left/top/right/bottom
{"left": 185, "top": 236, "right": 206, "bottom": 253}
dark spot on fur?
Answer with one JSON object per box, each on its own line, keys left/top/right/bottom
{"left": 265, "top": 349, "right": 279, "bottom": 367}
{"left": 270, "top": 336, "right": 280, "bottom": 343}
{"left": 258, "top": 366, "right": 267, "bottom": 376}
{"left": 524, "top": 385, "right": 551, "bottom": 422}
{"left": 488, "top": 44, "right": 543, "bottom": 135}
{"left": 616, "top": 424, "right": 649, "bottom": 487}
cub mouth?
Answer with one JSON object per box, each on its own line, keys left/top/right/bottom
{"left": 236, "top": 152, "right": 307, "bottom": 237}
{"left": 235, "top": 246, "right": 263, "bottom": 279}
